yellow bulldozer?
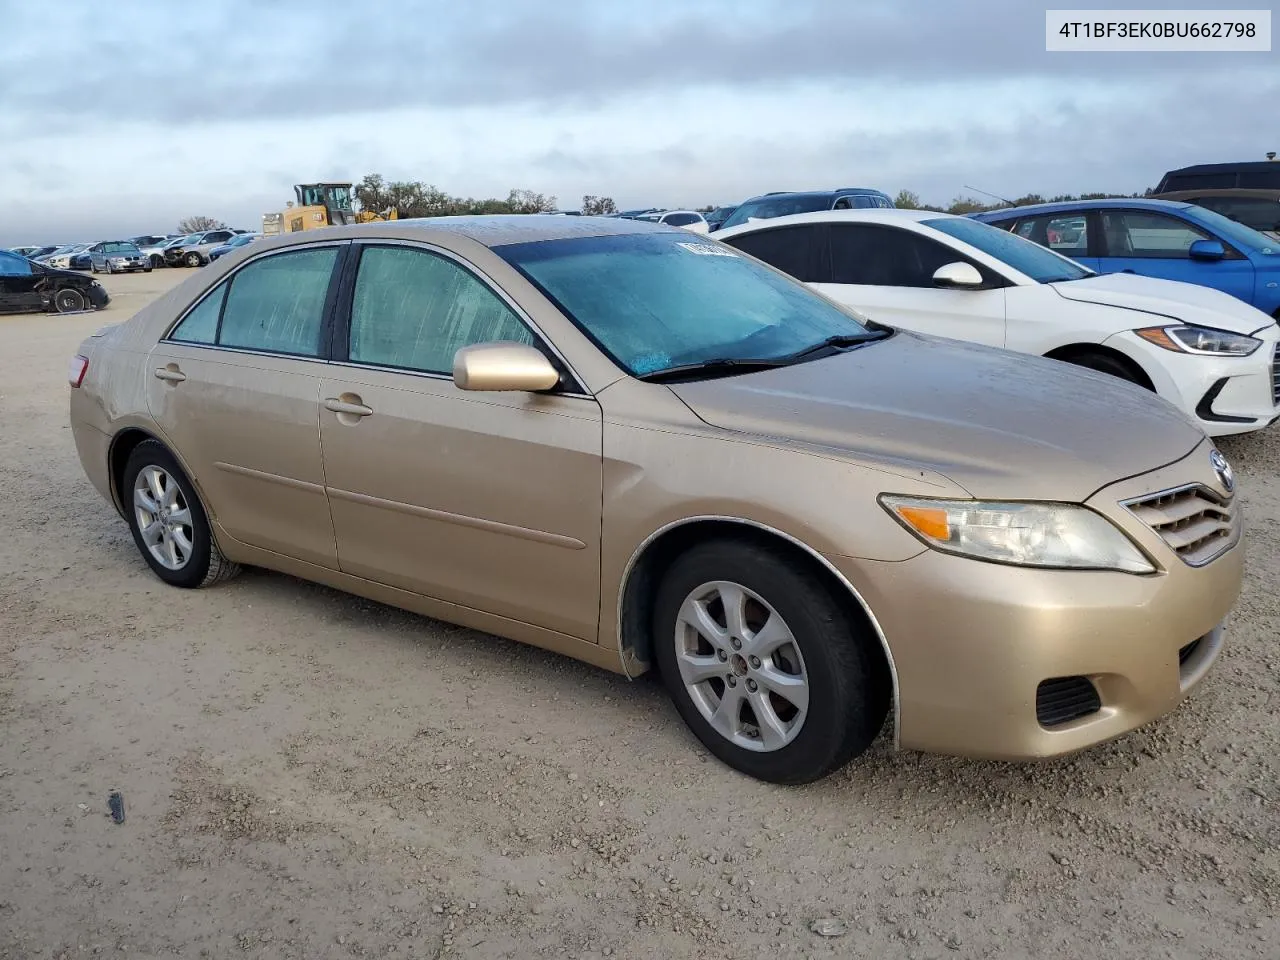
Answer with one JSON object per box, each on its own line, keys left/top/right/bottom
{"left": 262, "top": 183, "right": 398, "bottom": 235}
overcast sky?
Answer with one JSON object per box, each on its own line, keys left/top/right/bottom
{"left": 2, "top": 0, "right": 1276, "bottom": 244}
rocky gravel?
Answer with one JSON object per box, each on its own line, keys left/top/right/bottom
{"left": 1, "top": 271, "right": 1277, "bottom": 958}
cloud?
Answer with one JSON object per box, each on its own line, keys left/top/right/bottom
{"left": 0, "top": 0, "right": 1275, "bottom": 243}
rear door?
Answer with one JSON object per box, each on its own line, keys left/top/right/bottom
{"left": 145, "top": 243, "right": 344, "bottom": 568}
{"left": 1009, "top": 211, "right": 1101, "bottom": 271}
{"left": 810, "top": 223, "right": 1008, "bottom": 346}
{"left": 1095, "top": 208, "right": 1256, "bottom": 303}
{"left": 317, "top": 241, "right": 603, "bottom": 641}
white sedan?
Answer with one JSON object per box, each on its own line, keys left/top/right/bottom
{"left": 715, "top": 209, "right": 1280, "bottom": 437}
{"left": 636, "top": 210, "right": 711, "bottom": 234}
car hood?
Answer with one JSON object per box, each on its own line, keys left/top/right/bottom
{"left": 668, "top": 333, "right": 1204, "bottom": 502}
{"left": 1049, "top": 272, "right": 1272, "bottom": 333}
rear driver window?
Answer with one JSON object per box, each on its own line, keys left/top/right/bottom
{"left": 218, "top": 248, "right": 337, "bottom": 355}
{"left": 169, "top": 285, "right": 226, "bottom": 344}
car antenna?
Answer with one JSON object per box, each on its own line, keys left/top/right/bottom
{"left": 963, "top": 185, "right": 1015, "bottom": 207}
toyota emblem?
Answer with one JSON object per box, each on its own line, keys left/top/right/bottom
{"left": 1210, "top": 449, "right": 1234, "bottom": 494}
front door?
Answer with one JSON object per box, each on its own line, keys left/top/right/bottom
{"left": 0, "top": 251, "right": 42, "bottom": 312}
{"left": 811, "top": 223, "right": 1008, "bottom": 347}
{"left": 145, "top": 244, "right": 344, "bottom": 568}
{"left": 1095, "top": 208, "right": 1256, "bottom": 303}
{"left": 318, "top": 242, "right": 603, "bottom": 641}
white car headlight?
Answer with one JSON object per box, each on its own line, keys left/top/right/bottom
{"left": 880, "top": 496, "right": 1154, "bottom": 573}
{"left": 1135, "top": 324, "right": 1261, "bottom": 356}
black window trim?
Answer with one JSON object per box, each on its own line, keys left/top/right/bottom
{"left": 159, "top": 239, "right": 351, "bottom": 359}
{"left": 821, "top": 221, "right": 1014, "bottom": 289}
{"left": 1098, "top": 207, "right": 1246, "bottom": 260}
{"left": 328, "top": 239, "right": 590, "bottom": 396}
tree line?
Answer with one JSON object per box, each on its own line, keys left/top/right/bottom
{"left": 177, "top": 179, "right": 1159, "bottom": 232}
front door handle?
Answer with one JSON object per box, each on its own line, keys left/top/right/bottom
{"left": 154, "top": 366, "right": 186, "bottom": 383}
{"left": 324, "top": 397, "right": 373, "bottom": 417}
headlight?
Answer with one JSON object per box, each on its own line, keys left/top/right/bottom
{"left": 880, "top": 496, "right": 1154, "bottom": 573}
{"left": 1135, "top": 324, "right": 1261, "bottom": 356}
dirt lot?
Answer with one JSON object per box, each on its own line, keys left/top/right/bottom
{"left": 1, "top": 269, "right": 1277, "bottom": 959}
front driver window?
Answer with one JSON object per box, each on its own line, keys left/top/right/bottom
{"left": 1100, "top": 211, "right": 1210, "bottom": 258}
{"left": 348, "top": 245, "right": 535, "bottom": 375}
{"left": 0, "top": 251, "right": 33, "bottom": 277}
{"left": 829, "top": 224, "right": 957, "bottom": 287}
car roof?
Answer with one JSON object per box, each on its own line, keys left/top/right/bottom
{"left": 739, "top": 188, "right": 886, "bottom": 204}
{"left": 257, "top": 214, "right": 672, "bottom": 249}
{"left": 1155, "top": 188, "right": 1280, "bottom": 200}
{"left": 715, "top": 208, "right": 948, "bottom": 236}
{"left": 973, "top": 198, "right": 1195, "bottom": 220}
{"left": 1163, "top": 160, "right": 1280, "bottom": 176}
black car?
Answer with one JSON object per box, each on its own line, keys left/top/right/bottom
{"left": 89, "top": 241, "right": 151, "bottom": 274}
{"left": 0, "top": 249, "right": 109, "bottom": 314}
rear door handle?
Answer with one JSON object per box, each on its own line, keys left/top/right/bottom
{"left": 324, "top": 397, "right": 373, "bottom": 417}
{"left": 154, "top": 366, "right": 186, "bottom": 383}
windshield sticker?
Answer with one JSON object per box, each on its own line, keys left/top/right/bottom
{"left": 675, "top": 242, "right": 739, "bottom": 257}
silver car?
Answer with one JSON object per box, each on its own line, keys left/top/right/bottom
{"left": 171, "top": 229, "right": 242, "bottom": 267}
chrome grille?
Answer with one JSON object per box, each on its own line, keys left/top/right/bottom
{"left": 1124, "top": 484, "right": 1239, "bottom": 567}
{"left": 1272, "top": 341, "right": 1279, "bottom": 406}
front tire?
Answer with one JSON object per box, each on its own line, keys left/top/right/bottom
{"left": 1062, "top": 350, "right": 1147, "bottom": 387}
{"left": 149, "top": 254, "right": 163, "bottom": 268}
{"left": 54, "top": 288, "right": 86, "bottom": 313}
{"left": 653, "top": 539, "right": 889, "bottom": 784}
{"left": 184, "top": 252, "right": 202, "bottom": 267}
{"left": 122, "top": 440, "right": 240, "bottom": 588}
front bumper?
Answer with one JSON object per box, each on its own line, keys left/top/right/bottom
{"left": 1104, "top": 328, "right": 1280, "bottom": 437}
{"left": 831, "top": 438, "right": 1243, "bottom": 759}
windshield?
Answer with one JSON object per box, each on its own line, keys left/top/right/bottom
{"left": 924, "top": 217, "right": 1093, "bottom": 282}
{"left": 720, "top": 194, "right": 830, "bottom": 230}
{"left": 496, "top": 231, "right": 877, "bottom": 378}
{"left": 1187, "top": 205, "right": 1278, "bottom": 254}
{"left": 102, "top": 242, "right": 141, "bottom": 254}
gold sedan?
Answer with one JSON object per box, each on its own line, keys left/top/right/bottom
{"left": 68, "top": 217, "right": 1243, "bottom": 783}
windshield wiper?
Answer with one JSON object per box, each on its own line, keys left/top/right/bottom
{"left": 637, "top": 357, "right": 790, "bottom": 383}
{"left": 782, "top": 329, "right": 892, "bottom": 363}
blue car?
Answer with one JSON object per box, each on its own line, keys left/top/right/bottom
{"left": 207, "top": 232, "right": 260, "bottom": 262}
{"left": 973, "top": 199, "right": 1280, "bottom": 319}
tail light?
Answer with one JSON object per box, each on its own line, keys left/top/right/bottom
{"left": 68, "top": 354, "right": 89, "bottom": 388}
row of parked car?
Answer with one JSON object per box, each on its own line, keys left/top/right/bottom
{"left": 9, "top": 229, "right": 260, "bottom": 275}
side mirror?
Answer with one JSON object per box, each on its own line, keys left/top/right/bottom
{"left": 453, "top": 342, "right": 560, "bottom": 392}
{"left": 932, "top": 261, "right": 984, "bottom": 289}
{"left": 1188, "top": 239, "right": 1226, "bottom": 261}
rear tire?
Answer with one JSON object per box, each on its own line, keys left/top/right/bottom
{"left": 122, "top": 440, "right": 240, "bottom": 589}
{"left": 54, "top": 288, "right": 86, "bottom": 313}
{"left": 653, "top": 538, "right": 889, "bottom": 784}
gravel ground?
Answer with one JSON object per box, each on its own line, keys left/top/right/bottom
{"left": 1, "top": 270, "right": 1277, "bottom": 959}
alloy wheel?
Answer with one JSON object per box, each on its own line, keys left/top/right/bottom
{"left": 133, "top": 466, "right": 194, "bottom": 571}
{"left": 673, "top": 580, "right": 810, "bottom": 752}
